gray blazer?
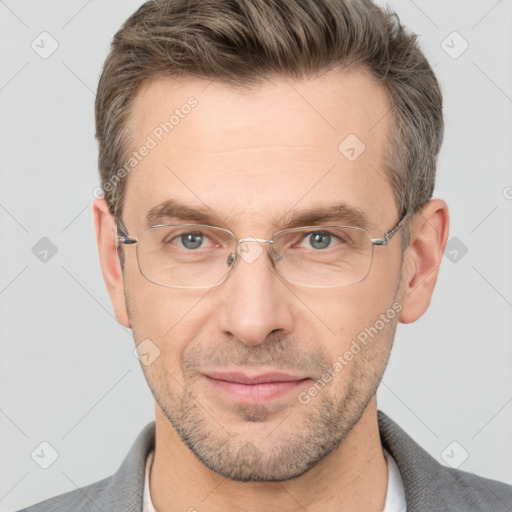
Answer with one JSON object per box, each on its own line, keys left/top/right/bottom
{"left": 17, "top": 410, "right": 512, "bottom": 511}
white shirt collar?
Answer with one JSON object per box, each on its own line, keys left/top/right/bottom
{"left": 383, "top": 447, "right": 408, "bottom": 512}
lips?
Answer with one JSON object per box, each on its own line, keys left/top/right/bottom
{"left": 202, "top": 371, "right": 311, "bottom": 403}
{"left": 204, "top": 371, "right": 307, "bottom": 384}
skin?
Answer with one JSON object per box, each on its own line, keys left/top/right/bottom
{"left": 94, "top": 69, "right": 449, "bottom": 511}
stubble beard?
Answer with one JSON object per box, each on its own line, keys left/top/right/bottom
{"left": 126, "top": 275, "right": 402, "bottom": 482}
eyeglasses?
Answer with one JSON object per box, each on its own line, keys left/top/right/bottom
{"left": 115, "top": 211, "right": 410, "bottom": 289}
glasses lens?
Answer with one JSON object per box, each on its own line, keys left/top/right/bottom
{"left": 273, "top": 226, "right": 373, "bottom": 287}
{"left": 134, "top": 224, "right": 373, "bottom": 289}
{"left": 137, "top": 225, "right": 236, "bottom": 288}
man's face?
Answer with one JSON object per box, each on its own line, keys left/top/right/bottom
{"left": 121, "top": 70, "right": 404, "bottom": 481}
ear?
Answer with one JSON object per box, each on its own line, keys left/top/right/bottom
{"left": 399, "top": 199, "right": 449, "bottom": 324}
{"left": 92, "top": 198, "right": 131, "bottom": 328}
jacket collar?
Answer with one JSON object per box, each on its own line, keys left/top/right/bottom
{"left": 377, "top": 409, "right": 446, "bottom": 511}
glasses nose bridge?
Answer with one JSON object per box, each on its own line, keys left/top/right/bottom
{"left": 235, "top": 236, "right": 275, "bottom": 257}
{"left": 237, "top": 236, "right": 274, "bottom": 246}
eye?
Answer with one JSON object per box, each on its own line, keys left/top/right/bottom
{"left": 298, "top": 230, "right": 343, "bottom": 250}
{"left": 179, "top": 232, "right": 205, "bottom": 250}
{"left": 165, "top": 230, "right": 216, "bottom": 250}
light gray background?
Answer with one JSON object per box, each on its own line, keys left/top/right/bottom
{"left": 1, "top": 0, "right": 511, "bottom": 510}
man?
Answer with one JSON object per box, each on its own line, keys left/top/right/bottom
{"left": 18, "top": 0, "right": 512, "bottom": 511}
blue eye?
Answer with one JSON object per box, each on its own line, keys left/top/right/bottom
{"left": 179, "top": 232, "right": 204, "bottom": 250}
{"left": 307, "top": 231, "right": 332, "bottom": 250}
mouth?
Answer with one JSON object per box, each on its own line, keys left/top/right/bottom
{"left": 201, "top": 370, "right": 312, "bottom": 403}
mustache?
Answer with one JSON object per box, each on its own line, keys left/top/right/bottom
{"left": 181, "top": 335, "right": 332, "bottom": 377}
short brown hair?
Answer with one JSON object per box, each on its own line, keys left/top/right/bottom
{"left": 95, "top": 0, "right": 443, "bottom": 236}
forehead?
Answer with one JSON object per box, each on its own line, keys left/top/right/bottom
{"left": 123, "top": 69, "right": 395, "bottom": 234}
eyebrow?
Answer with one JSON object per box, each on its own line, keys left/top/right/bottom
{"left": 280, "top": 204, "right": 373, "bottom": 231}
{"left": 144, "top": 198, "right": 374, "bottom": 232}
{"left": 145, "top": 199, "right": 227, "bottom": 228}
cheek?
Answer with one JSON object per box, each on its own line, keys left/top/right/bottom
{"left": 124, "top": 269, "right": 210, "bottom": 366}
{"left": 294, "top": 278, "right": 398, "bottom": 336}
{"left": 291, "top": 280, "right": 401, "bottom": 381}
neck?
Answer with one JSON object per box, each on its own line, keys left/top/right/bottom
{"left": 149, "top": 397, "right": 389, "bottom": 512}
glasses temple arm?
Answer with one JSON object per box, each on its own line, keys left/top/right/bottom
{"left": 371, "top": 209, "right": 413, "bottom": 246}
{"left": 114, "top": 218, "right": 138, "bottom": 246}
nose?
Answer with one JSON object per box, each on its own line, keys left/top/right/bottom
{"left": 216, "top": 240, "right": 294, "bottom": 347}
